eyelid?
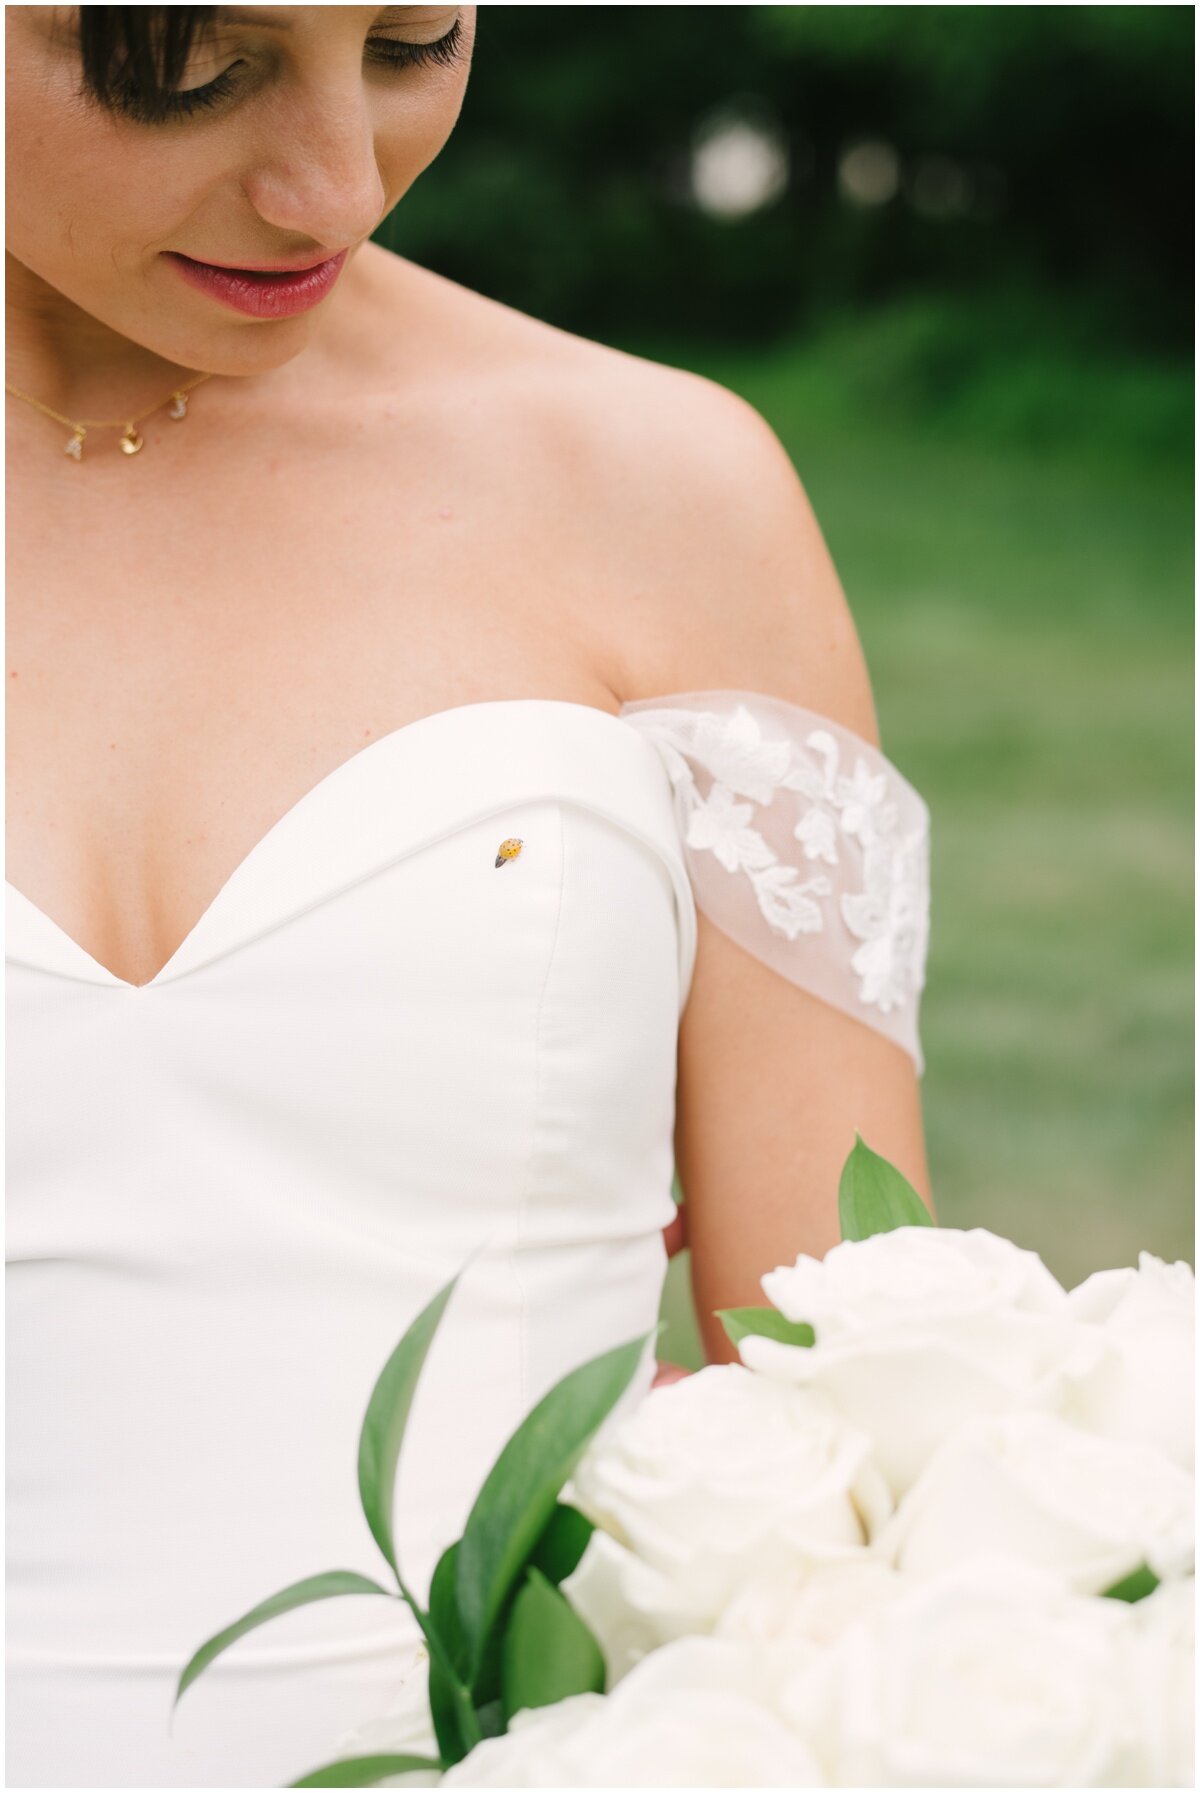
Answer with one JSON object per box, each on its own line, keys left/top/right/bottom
{"left": 374, "top": 19, "right": 459, "bottom": 43}
{"left": 374, "top": 6, "right": 462, "bottom": 33}
{"left": 174, "top": 56, "right": 242, "bottom": 92}
{"left": 117, "top": 12, "right": 464, "bottom": 120}
{"left": 182, "top": 14, "right": 461, "bottom": 69}
{"left": 370, "top": 15, "right": 463, "bottom": 48}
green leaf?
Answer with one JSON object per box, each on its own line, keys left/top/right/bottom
{"left": 527, "top": 1502, "right": 596, "bottom": 1586}
{"left": 464, "top": 1504, "right": 595, "bottom": 1720}
{"left": 501, "top": 1567, "right": 606, "bottom": 1722}
{"left": 432, "top": 1499, "right": 598, "bottom": 1747}
{"left": 1101, "top": 1563, "right": 1162, "bottom": 1602}
{"left": 838, "top": 1132, "right": 934, "bottom": 1241}
{"left": 426, "top": 1659, "right": 467, "bottom": 1769}
{"left": 470, "top": 1577, "right": 516, "bottom": 1710}
{"left": 427, "top": 1539, "right": 470, "bottom": 1674}
{"left": 425, "top": 1542, "right": 475, "bottom": 1767}
{"left": 358, "top": 1265, "right": 468, "bottom": 1585}
{"left": 333, "top": 1514, "right": 598, "bottom": 1770}
{"left": 455, "top": 1325, "right": 661, "bottom": 1680}
{"left": 175, "top": 1571, "right": 393, "bottom": 1707}
{"left": 716, "top": 1306, "right": 816, "bottom": 1349}
{"left": 290, "top": 1753, "right": 443, "bottom": 1788}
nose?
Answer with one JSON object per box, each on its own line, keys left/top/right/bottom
{"left": 240, "top": 84, "right": 388, "bottom": 251}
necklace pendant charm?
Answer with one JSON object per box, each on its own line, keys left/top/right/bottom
{"left": 119, "top": 424, "right": 144, "bottom": 455}
{"left": 494, "top": 837, "right": 525, "bottom": 868}
{"left": 64, "top": 430, "right": 84, "bottom": 460}
{"left": 168, "top": 392, "right": 189, "bottom": 420}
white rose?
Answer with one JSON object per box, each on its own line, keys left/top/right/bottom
{"left": 558, "top": 1524, "right": 699, "bottom": 1684}
{"left": 1130, "top": 1571, "right": 1196, "bottom": 1648}
{"left": 780, "top": 1557, "right": 1155, "bottom": 1786}
{"left": 711, "top": 1556, "right": 904, "bottom": 1709}
{"left": 716, "top": 1554, "right": 905, "bottom": 1652}
{"left": 440, "top": 1692, "right": 611, "bottom": 1788}
{"left": 871, "top": 1408, "right": 1195, "bottom": 1594}
{"left": 559, "top": 1363, "right": 890, "bottom": 1676}
{"left": 739, "top": 1225, "right": 1104, "bottom": 1498}
{"left": 1062, "top": 1253, "right": 1195, "bottom": 1470}
{"left": 441, "top": 1634, "right": 825, "bottom": 1787}
{"left": 1121, "top": 1576, "right": 1195, "bottom": 1787}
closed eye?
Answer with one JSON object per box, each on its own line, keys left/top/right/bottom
{"left": 113, "top": 14, "right": 467, "bottom": 123}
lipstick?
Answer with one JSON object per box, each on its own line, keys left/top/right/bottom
{"left": 164, "top": 248, "right": 348, "bottom": 318}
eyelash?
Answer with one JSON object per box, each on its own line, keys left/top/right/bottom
{"left": 116, "top": 16, "right": 465, "bottom": 121}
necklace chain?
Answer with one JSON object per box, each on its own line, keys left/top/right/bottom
{"left": 5, "top": 369, "right": 215, "bottom": 460}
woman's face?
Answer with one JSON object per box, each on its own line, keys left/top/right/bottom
{"left": 5, "top": 5, "right": 475, "bottom": 372}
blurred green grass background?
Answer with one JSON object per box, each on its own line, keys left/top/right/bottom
{"left": 375, "top": 6, "right": 1193, "bottom": 1360}
{"left": 653, "top": 293, "right": 1192, "bottom": 1368}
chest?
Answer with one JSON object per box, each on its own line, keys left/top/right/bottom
{"left": 5, "top": 423, "right": 618, "bottom": 987}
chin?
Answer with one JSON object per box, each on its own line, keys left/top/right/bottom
{"left": 122, "top": 303, "right": 329, "bottom": 378}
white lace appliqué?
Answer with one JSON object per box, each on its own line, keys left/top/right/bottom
{"left": 640, "top": 702, "right": 929, "bottom": 1019}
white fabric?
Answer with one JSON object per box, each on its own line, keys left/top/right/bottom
{"left": 4, "top": 692, "right": 930, "bottom": 1787}
{"left": 619, "top": 692, "right": 930, "bottom": 1075}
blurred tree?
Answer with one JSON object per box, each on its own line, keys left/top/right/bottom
{"left": 374, "top": 5, "right": 1192, "bottom": 352}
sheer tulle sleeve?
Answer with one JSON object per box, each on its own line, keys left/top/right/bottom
{"left": 617, "top": 689, "right": 932, "bottom": 1076}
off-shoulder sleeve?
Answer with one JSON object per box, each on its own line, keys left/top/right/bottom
{"left": 617, "top": 689, "right": 931, "bottom": 1077}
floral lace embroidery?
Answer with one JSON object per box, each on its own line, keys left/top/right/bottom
{"left": 642, "top": 703, "right": 929, "bottom": 1016}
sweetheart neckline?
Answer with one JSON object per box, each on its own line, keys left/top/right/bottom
{"left": 5, "top": 696, "right": 646, "bottom": 994}
{"left": 6, "top": 686, "right": 913, "bottom": 997}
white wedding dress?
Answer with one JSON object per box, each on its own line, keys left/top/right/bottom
{"left": 5, "top": 691, "right": 931, "bottom": 1788}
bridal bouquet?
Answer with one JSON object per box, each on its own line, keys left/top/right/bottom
{"left": 178, "top": 1138, "right": 1195, "bottom": 1788}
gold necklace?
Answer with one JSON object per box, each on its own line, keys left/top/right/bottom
{"left": 5, "top": 369, "right": 214, "bottom": 461}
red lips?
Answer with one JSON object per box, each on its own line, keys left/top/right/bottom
{"left": 164, "top": 248, "right": 349, "bottom": 318}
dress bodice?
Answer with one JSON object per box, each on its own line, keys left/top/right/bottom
{"left": 4, "top": 692, "right": 931, "bottom": 1787}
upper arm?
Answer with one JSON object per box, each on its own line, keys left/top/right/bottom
{"left": 617, "top": 372, "right": 935, "bottom": 1364}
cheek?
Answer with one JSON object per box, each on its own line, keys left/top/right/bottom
{"left": 6, "top": 87, "right": 201, "bottom": 292}
{"left": 376, "top": 73, "right": 470, "bottom": 196}
{"left": 11, "top": 149, "right": 191, "bottom": 296}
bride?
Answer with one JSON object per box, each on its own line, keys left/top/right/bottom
{"left": 5, "top": 6, "right": 935, "bottom": 1786}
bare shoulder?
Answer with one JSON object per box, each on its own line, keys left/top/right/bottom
{"left": 555, "top": 343, "right": 881, "bottom": 744}
{"left": 361, "top": 251, "right": 880, "bottom": 740}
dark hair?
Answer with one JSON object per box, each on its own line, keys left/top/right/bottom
{"left": 77, "top": 7, "right": 216, "bottom": 117}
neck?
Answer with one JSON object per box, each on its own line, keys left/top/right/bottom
{"left": 5, "top": 252, "right": 197, "bottom": 417}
